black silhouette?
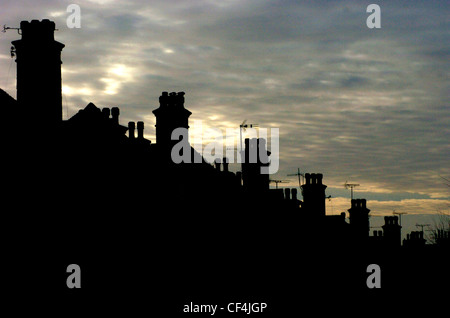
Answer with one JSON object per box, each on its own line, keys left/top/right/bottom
{"left": 1, "top": 19, "right": 448, "bottom": 314}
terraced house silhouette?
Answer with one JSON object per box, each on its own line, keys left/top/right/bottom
{"left": 1, "top": 19, "right": 448, "bottom": 312}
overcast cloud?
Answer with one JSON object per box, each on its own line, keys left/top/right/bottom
{"left": 1, "top": 0, "right": 449, "bottom": 224}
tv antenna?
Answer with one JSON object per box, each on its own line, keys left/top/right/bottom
{"left": 2, "top": 25, "right": 21, "bottom": 35}
{"left": 287, "top": 168, "right": 305, "bottom": 188}
{"left": 239, "top": 119, "right": 258, "bottom": 160}
{"left": 269, "top": 179, "right": 290, "bottom": 189}
{"left": 393, "top": 210, "right": 407, "bottom": 226}
{"left": 344, "top": 181, "right": 360, "bottom": 200}
{"left": 239, "top": 120, "right": 258, "bottom": 150}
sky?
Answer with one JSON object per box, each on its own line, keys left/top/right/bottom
{"left": 0, "top": 0, "right": 449, "bottom": 239}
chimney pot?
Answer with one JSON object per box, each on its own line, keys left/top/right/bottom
{"left": 291, "top": 188, "right": 297, "bottom": 200}
{"left": 111, "top": 107, "right": 120, "bottom": 124}
{"left": 102, "top": 107, "right": 110, "bottom": 119}
{"left": 285, "top": 188, "right": 291, "bottom": 200}
{"left": 305, "top": 173, "right": 311, "bottom": 185}
{"left": 317, "top": 173, "right": 323, "bottom": 185}
{"left": 214, "top": 158, "right": 221, "bottom": 171}
{"left": 128, "top": 122, "right": 135, "bottom": 139}
{"left": 222, "top": 157, "right": 229, "bottom": 172}
{"left": 137, "top": 121, "right": 144, "bottom": 139}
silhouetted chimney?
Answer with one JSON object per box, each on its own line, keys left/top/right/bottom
{"left": 382, "top": 215, "right": 402, "bottom": 247}
{"left": 102, "top": 107, "right": 110, "bottom": 119}
{"left": 177, "top": 91, "right": 185, "bottom": 107}
{"left": 305, "top": 173, "right": 311, "bottom": 185}
{"left": 348, "top": 198, "right": 371, "bottom": 239}
{"left": 128, "top": 122, "right": 135, "bottom": 139}
{"left": 137, "top": 121, "right": 144, "bottom": 139}
{"left": 223, "top": 157, "right": 229, "bottom": 172}
{"left": 159, "top": 91, "right": 169, "bottom": 107}
{"left": 301, "top": 172, "right": 327, "bottom": 217}
{"left": 242, "top": 137, "right": 270, "bottom": 192}
{"left": 214, "top": 158, "right": 221, "bottom": 171}
{"left": 111, "top": 107, "right": 120, "bottom": 125}
{"left": 317, "top": 174, "right": 323, "bottom": 185}
{"left": 285, "top": 188, "right": 291, "bottom": 200}
{"left": 153, "top": 91, "right": 192, "bottom": 146}
{"left": 292, "top": 188, "right": 297, "bottom": 200}
{"left": 12, "top": 19, "right": 65, "bottom": 127}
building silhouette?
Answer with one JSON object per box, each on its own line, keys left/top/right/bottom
{"left": 1, "top": 19, "right": 448, "bottom": 312}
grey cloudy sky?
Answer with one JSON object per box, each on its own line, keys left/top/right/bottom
{"left": 1, "top": 0, "right": 449, "bottom": 227}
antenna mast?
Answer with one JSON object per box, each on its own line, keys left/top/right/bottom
{"left": 287, "top": 168, "right": 305, "bottom": 188}
{"left": 344, "top": 181, "right": 360, "bottom": 200}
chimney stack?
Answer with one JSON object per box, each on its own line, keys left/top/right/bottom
{"left": 111, "top": 107, "right": 120, "bottom": 125}
{"left": 102, "top": 107, "right": 110, "bottom": 119}
{"left": 12, "top": 19, "right": 65, "bottom": 128}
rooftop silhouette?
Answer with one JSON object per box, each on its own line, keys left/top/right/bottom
{"left": 1, "top": 19, "right": 448, "bottom": 314}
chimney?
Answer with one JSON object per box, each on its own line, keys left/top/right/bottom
{"left": 12, "top": 19, "right": 65, "bottom": 127}
{"left": 177, "top": 91, "right": 185, "bottom": 107}
{"left": 102, "top": 107, "right": 110, "bottom": 119}
{"left": 128, "top": 122, "right": 135, "bottom": 139}
{"left": 111, "top": 107, "right": 120, "bottom": 125}
{"left": 159, "top": 91, "right": 169, "bottom": 107}
{"left": 291, "top": 188, "right": 297, "bottom": 200}
{"left": 305, "top": 173, "right": 311, "bottom": 185}
{"left": 153, "top": 91, "right": 192, "bottom": 146}
{"left": 317, "top": 174, "right": 323, "bottom": 185}
{"left": 169, "top": 92, "right": 177, "bottom": 104}
{"left": 223, "top": 157, "right": 229, "bottom": 172}
{"left": 214, "top": 158, "right": 221, "bottom": 171}
{"left": 137, "top": 121, "right": 144, "bottom": 139}
{"left": 284, "top": 188, "right": 291, "bottom": 200}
